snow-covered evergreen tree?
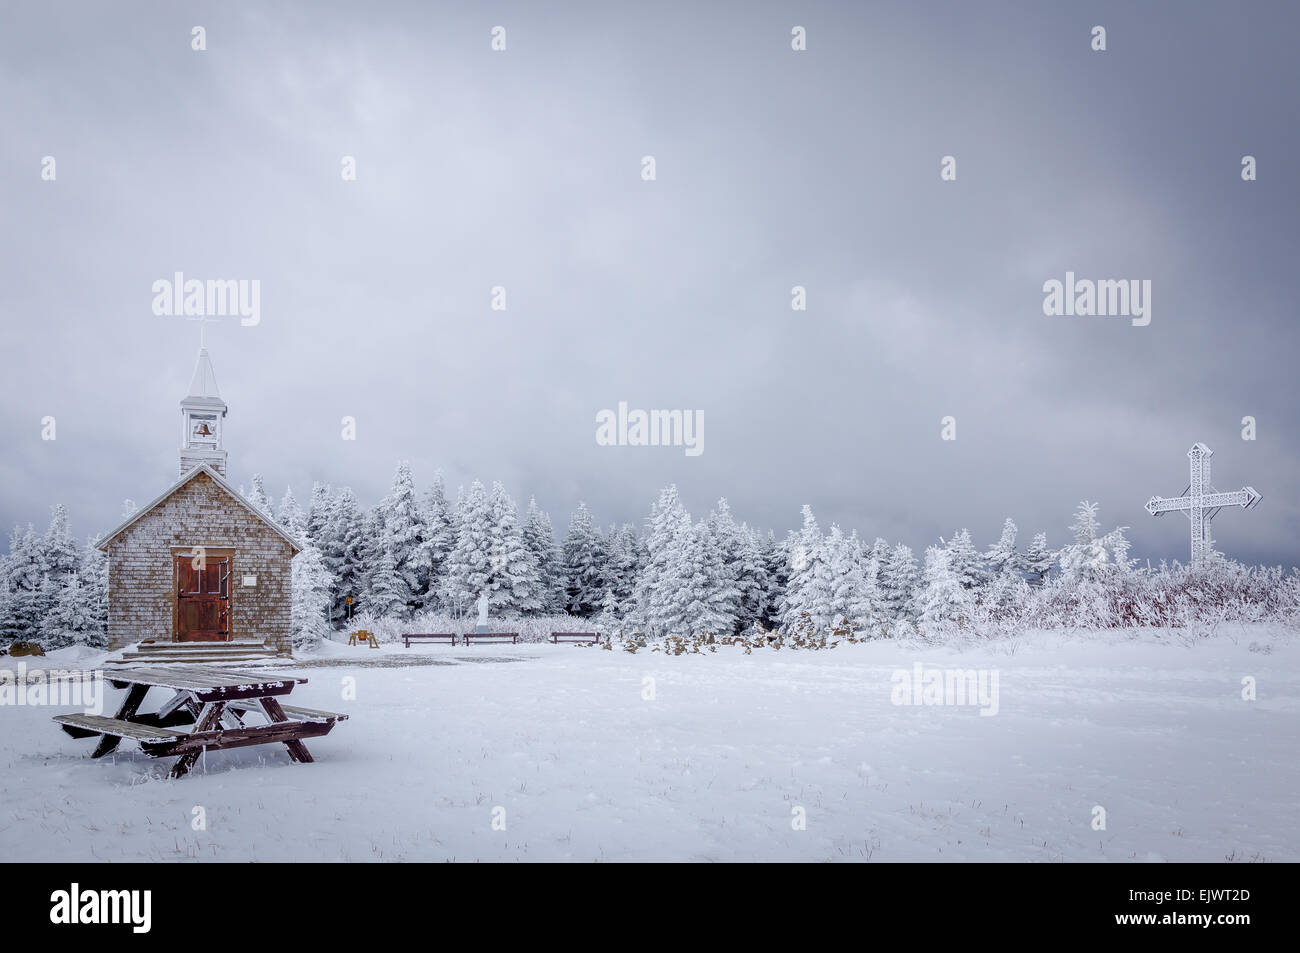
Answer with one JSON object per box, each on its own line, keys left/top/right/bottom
{"left": 365, "top": 536, "right": 410, "bottom": 619}
{"left": 40, "top": 572, "right": 101, "bottom": 648}
{"left": 945, "top": 528, "right": 986, "bottom": 591}
{"left": 1, "top": 525, "right": 45, "bottom": 640}
{"left": 918, "top": 545, "right": 972, "bottom": 626}
{"left": 487, "top": 481, "right": 543, "bottom": 616}
{"left": 633, "top": 485, "right": 687, "bottom": 630}
{"left": 276, "top": 486, "right": 305, "bottom": 540}
{"left": 79, "top": 537, "right": 108, "bottom": 646}
{"left": 562, "top": 503, "right": 606, "bottom": 616}
{"left": 879, "top": 543, "right": 920, "bottom": 620}
{"left": 41, "top": 504, "right": 81, "bottom": 585}
{"left": 305, "top": 482, "right": 334, "bottom": 549}
{"left": 781, "top": 505, "right": 834, "bottom": 632}
{"left": 376, "top": 461, "right": 431, "bottom": 611}
{"left": 314, "top": 487, "right": 362, "bottom": 620}
{"left": 1058, "top": 501, "right": 1134, "bottom": 584}
{"left": 1023, "top": 532, "right": 1055, "bottom": 585}
{"left": 245, "top": 474, "right": 274, "bottom": 518}
{"left": 291, "top": 538, "right": 335, "bottom": 649}
{"left": 734, "top": 523, "right": 773, "bottom": 629}
{"left": 418, "top": 472, "right": 456, "bottom": 608}
{"left": 705, "top": 499, "right": 747, "bottom": 631}
{"left": 984, "top": 518, "right": 1020, "bottom": 578}
{"left": 599, "top": 523, "right": 641, "bottom": 621}
{"left": 824, "top": 526, "right": 879, "bottom": 631}
{"left": 522, "top": 497, "right": 565, "bottom": 613}
{"left": 653, "top": 513, "right": 739, "bottom": 637}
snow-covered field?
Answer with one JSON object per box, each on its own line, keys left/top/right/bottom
{"left": 2, "top": 629, "right": 1296, "bottom": 862}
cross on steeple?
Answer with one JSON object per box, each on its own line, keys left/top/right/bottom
{"left": 1145, "top": 443, "right": 1260, "bottom": 566}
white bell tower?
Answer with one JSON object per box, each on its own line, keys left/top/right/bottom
{"left": 179, "top": 347, "right": 228, "bottom": 476}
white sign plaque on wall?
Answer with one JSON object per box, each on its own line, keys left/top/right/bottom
{"left": 241, "top": 575, "right": 257, "bottom": 587}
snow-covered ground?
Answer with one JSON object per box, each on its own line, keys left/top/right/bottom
{"left": 2, "top": 628, "right": 1296, "bottom": 862}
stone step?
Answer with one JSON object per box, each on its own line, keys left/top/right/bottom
{"left": 134, "top": 641, "right": 269, "bottom": 653}
{"left": 104, "top": 653, "right": 278, "bottom": 666}
{"left": 107, "top": 640, "right": 281, "bottom": 666}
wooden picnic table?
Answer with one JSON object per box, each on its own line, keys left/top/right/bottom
{"left": 53, "top": 665, "right": 347, "bottom": 778}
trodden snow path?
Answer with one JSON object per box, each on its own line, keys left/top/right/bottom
{"left": 1, "top": 630, "right": 1296, "bottom": 862}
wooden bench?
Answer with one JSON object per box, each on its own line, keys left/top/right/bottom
{"left": 225, "top": 699, "right": 350, "bottom": 724}
{"left": 462, "top": 632, "right": 519, "bottom": 645}
{"left": 55, "top": 713, "right": 187, "bottom": 744}
{"left": 403, "top": 633, "right": 456, "bottom": 648}
{"left": 550, "top": 632, "right": 601, "bottom": 644}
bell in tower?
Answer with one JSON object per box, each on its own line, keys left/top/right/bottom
{"left": 179, "top": 347, "right": 229, "bottom": 476}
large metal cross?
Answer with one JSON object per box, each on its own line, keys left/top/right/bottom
{"left": 1145, "top": 443, "right": 1260, "bottom": 566}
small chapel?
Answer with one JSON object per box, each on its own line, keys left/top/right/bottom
{"left": 96, "top": 348, "right": 299, "bottom": 661}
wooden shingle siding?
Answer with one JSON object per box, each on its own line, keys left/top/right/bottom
{"left": 104, "top": 471, "right": 294, "bottom": 656}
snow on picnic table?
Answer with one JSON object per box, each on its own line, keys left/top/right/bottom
{"left": 1, "top": 629, "right": 1296, "bottom": 862}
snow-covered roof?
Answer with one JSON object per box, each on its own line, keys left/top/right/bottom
{"left": 97, "top": 464, "right": 301, "bottom": 554}
{"left": 187, "top": 347, "right": 222, "bottom": 400}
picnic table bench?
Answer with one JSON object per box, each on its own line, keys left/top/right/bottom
{"left": 53, "top": 665, "right": 347, "bottom": 778}
{"left": 462, "top": 632, "right": 518, "bottom": 645}
{"left": 403, "top": 633, "right": 456, "bottom": 647}
{"left": 549, "top": 632, "right": 601, "bottom": 644}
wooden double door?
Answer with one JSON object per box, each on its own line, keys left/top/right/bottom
{"left": 175, "top": 552, "right": 231, "bottom": 642}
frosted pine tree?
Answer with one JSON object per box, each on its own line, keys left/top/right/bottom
{"left": 734, "top": 524, "right": 773, "bottom": 629}
{"left": 781, "top": 506, "right": 833, "bottom": 633}
{"left": 984, "top": 518, "right": 1020, "bottom": 577}
{"left": 41, "top": 504, "right": 81, "bottom": 586}
{"left": 365, "top": 537, "right": 410, "bottom": 619}
{"left": 824, "top": 525, "right": 877, "bottom": 632}
{"left": 521, "top": 498, "right": 560, "bottom": 605}
{"left": 918, "top": 545, "right": 971, "bottom": 627}
{"left": 291, "top": 539, "right": 335, "bottom": 649}
{"left": 653, "top": 514, "right": 738, "bottom": 637}
{"left": 322, "top": 487, "right": 367, "bottom": 620}
{"left": 599, "top": 523, "right": 641, "bottom": 622}
{"left": 1023, "top": 532, "right": 1055, "bottom": 586}
{"left": 305, "top": 482, "right": 334, "bottom": 549}
{"left": 562, "top": 503, "right": 606, "bottom": 617}
{"left": 705, "top": 499, "right": 746, "bottom": 629}
{"left": 245, "top": 474, "right": 274, "bottom": 518}
{"left": 1, "top": 525, "right": 44, "bottom": 640}
{"left": 983, "top": 518, "right": 1023, "bottom": 605}
{"left": 522, "top": 497, "right": 565, "bottom": 613}
{"left": 1058, "top": 501, "right": 1134, "bottom": 584}
{"left": 39, "top": 572, "right": 90, "bottom": 648}
{"left": 945, "top": 528, "right": 986, "bottom": 591}
{"left": 879, "top": 543, "right": 920, "bottom": 621}
{"left": 440, "top": 480, "right": 493, "bottom": 613}
{"left": 79, "top": 537, "right": 108, "bottom": 646}
{"left": 632, "top": 485, "right": 687, "bottom": 630}
{"left": 418, "top": 473, "right": 456, "bottom": 608}
{"left": 487, "top": 481, "right": 543, "bottom": 615}
{"left": 377, "top": 462, "right": 432, "bottom": 612}
{"left": 766, "top": 532, "right": 794, "bottom": 628}
{"left": 276, "top": 486, "right": 305, "bottom": 540}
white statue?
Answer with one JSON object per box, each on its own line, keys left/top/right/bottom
{"left": 476, "top": 591, "right": 490, "bottom": 628}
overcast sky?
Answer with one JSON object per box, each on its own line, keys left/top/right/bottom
{"left": 1, "top": 0, "right": 1297, "bottom": 566}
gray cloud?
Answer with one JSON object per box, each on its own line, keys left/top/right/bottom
{"left": 1, "top": 0, "right": 1297, "bottom": 565}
